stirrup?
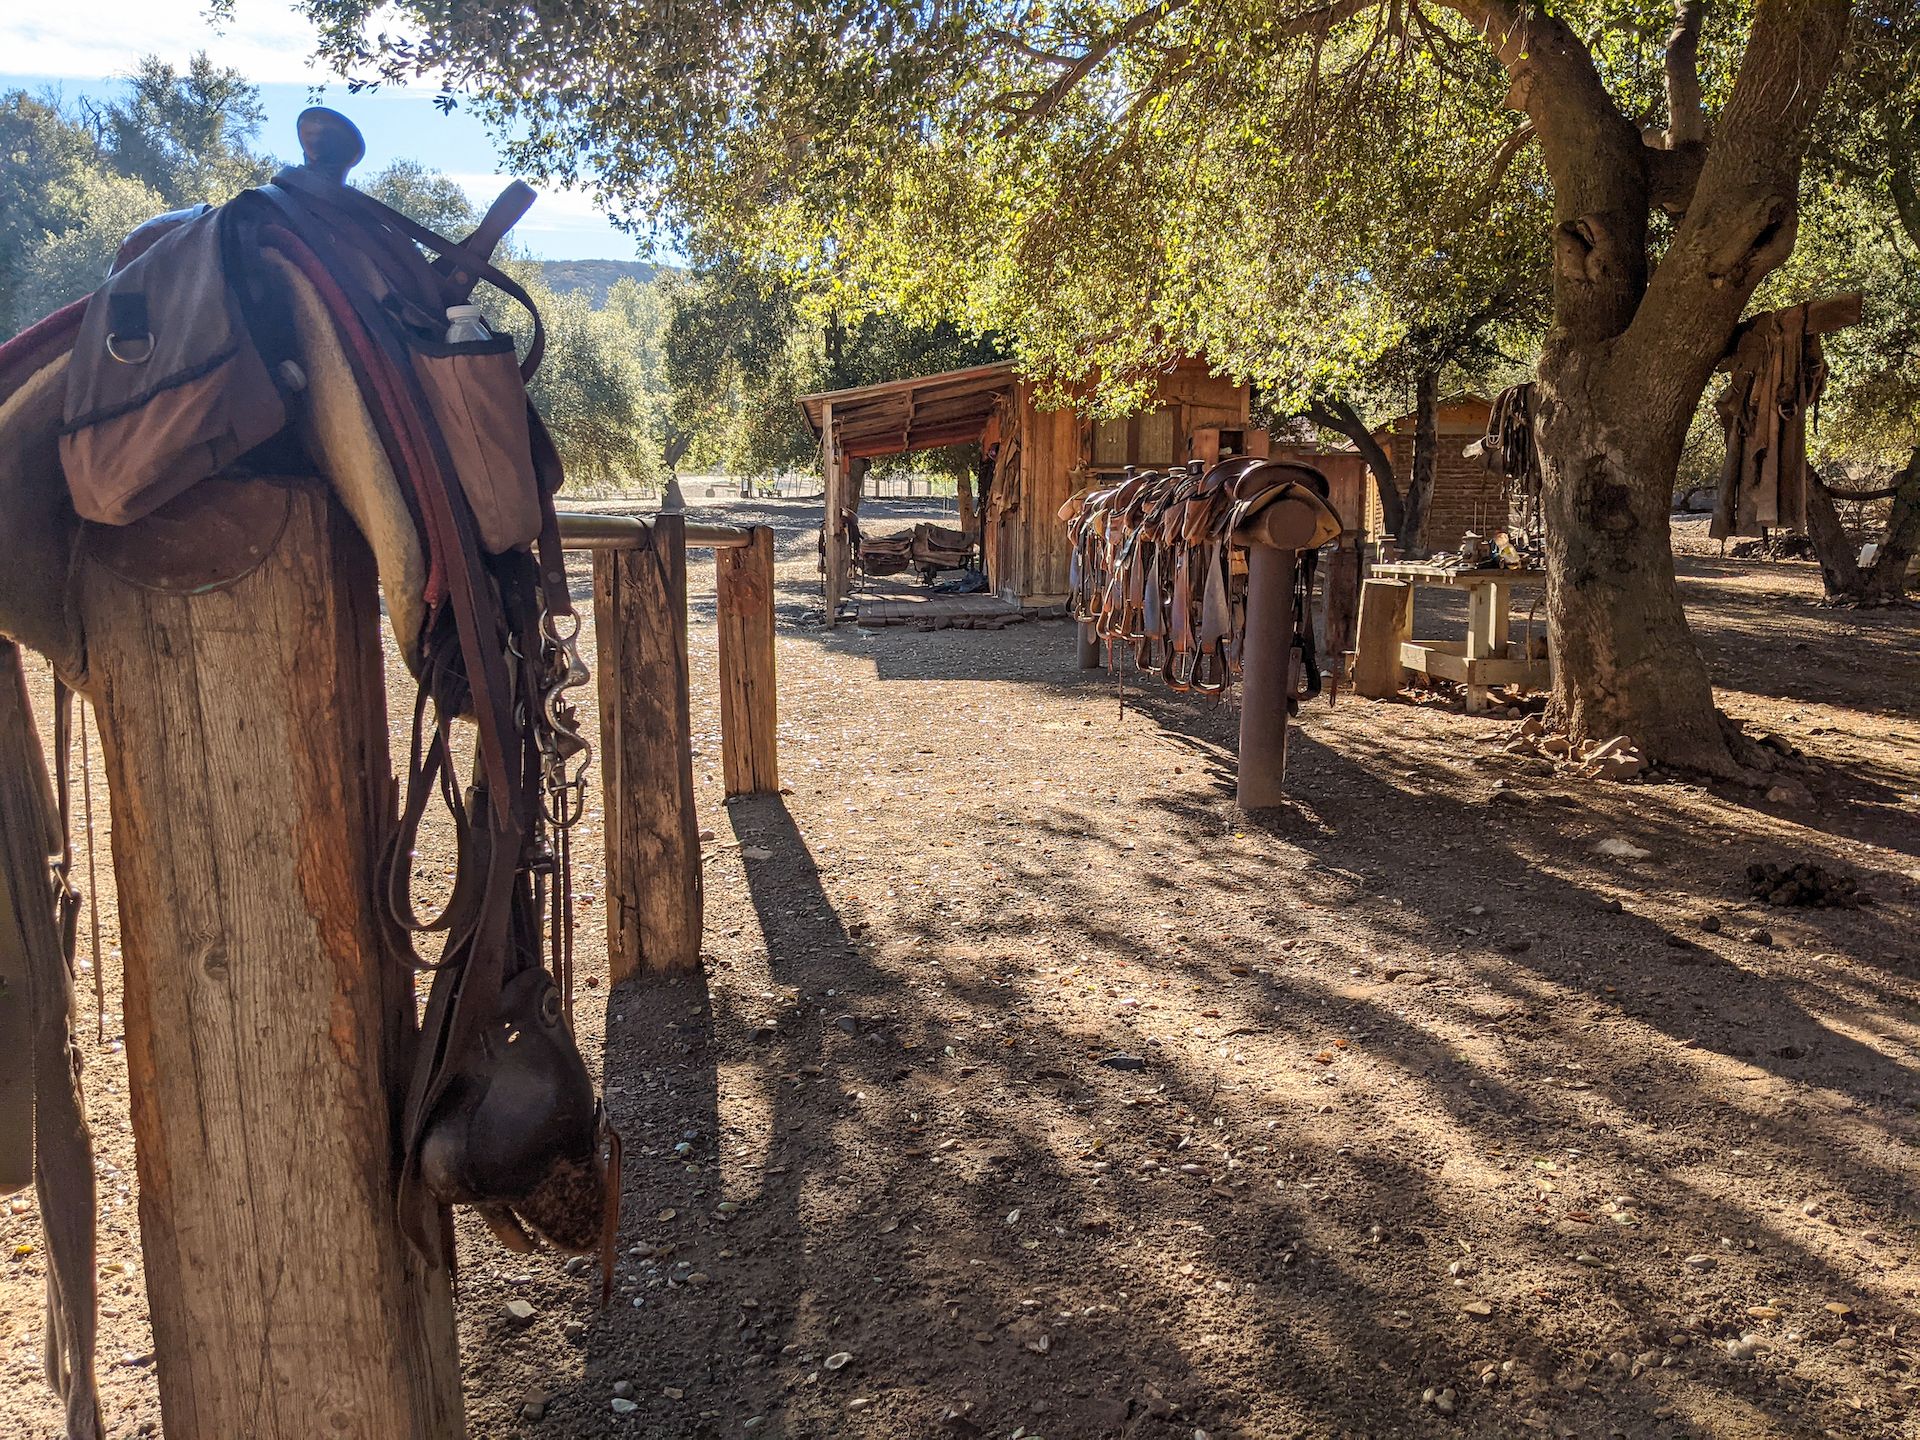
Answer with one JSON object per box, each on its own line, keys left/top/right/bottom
{"left": 1191, "top": 647, "right": 1229, "bottom": 698}
{"left": 1164, "top": 647, "right": 1194, "bottom": 694}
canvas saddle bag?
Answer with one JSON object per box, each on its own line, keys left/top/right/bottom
{"left": 58, "top": 207, "right": 293, "bottom": 527}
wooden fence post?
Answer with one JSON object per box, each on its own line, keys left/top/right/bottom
{"left": 1077, "top": 620, "right": 1102, "bottom": 670}
{"left": 78, "top": 479, "right": 463, "bottom": 1439}
{"left": 593, "top": 512, "right": 702, "bottom": 980}
{"left": 1322, "top": 536, "right": 1363, "bottom": 660}
{"left": 716, "top": 526, "right": 780, "bottom": 797}
{"left": 820, "top": 401, "right": 849, "bottom": 622}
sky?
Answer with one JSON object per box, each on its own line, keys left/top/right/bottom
{"left": 0, "top": 0, "right": 641, "bottom": 260}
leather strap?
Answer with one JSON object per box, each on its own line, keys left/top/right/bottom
{"left": 0, "top": 644, "right": 101, "bottom": 1440}
{"left": 269, "top": 166, "right": 549, "bottom": 381}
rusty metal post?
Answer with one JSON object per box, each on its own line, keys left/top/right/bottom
{"left": 1235, "top": 544, "right": 1299, "bottom": 809}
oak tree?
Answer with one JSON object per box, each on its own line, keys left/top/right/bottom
{"left": 297, "top": 0, "right": 1877, "bottom": 770}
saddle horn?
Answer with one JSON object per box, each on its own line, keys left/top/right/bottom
{"left": 295, "top": 106, "right": 367, "bottom": 184}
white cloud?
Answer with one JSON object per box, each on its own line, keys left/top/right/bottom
{"left": 4, "top": 2, "right": 338, "bottom": 84}
{"left": 4, "top": 1, "right": 450, "bottom": 90}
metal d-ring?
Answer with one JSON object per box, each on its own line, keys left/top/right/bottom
{"left": 106, "top": 333, "right": 155, "bottom": 365}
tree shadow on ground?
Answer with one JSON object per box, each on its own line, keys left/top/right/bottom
{"left": 520, "top": 504, "right": 1916, "bottom": 1439}
{"left": 554, "top": 737, "right": 1914, "bottom": 1437}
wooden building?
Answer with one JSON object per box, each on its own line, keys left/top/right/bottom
{"left": 799, "top": 357, "right": 1271, "bottom": 613}
{"left": 1360, "top": 393, "right": 1505, "bottom": 554}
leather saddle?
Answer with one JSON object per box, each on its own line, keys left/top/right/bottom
{"left": 1065, "top": 452, "right": 1343, "bottom": 702}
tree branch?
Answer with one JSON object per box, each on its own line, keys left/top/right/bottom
{"left": 1305, "top": 396, "right": 1403, "bottom": 528}
{"left": 996, "top": 0, "right": 1379, "bottom": 136}
{"left": 1818, "top": 479, "right": 1899, "bottom": 503}
{"left": 1613, "top": 0, "right": 1850, "bottom": 420}
{"left": 1663, "top": 1, "right": 1708, "bottom": 147}
{"left": 985, "top": 29, "right": 1080, "bottom": 67}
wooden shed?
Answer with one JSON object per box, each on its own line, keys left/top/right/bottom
{"left": 800, "top": 357, "right": 1265, "bottom": 615}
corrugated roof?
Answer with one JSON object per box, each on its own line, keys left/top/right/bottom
{"left": 796, "top": 361, "right": 1017, "bottom": 459}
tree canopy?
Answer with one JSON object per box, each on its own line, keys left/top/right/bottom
{"left": 288, "top": 0, "right": 1783, "bottom": 403}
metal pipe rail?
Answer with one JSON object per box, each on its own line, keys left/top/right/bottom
{"left": 556, "top": 510, "right": 752, "bottom": 550}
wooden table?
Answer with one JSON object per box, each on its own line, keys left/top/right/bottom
{"left": 1357, "top": 563, "right": 1550, "bottom": 712}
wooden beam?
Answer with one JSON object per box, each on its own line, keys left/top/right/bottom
{"left": 841, "top": 424, "right": 990, "bottom": 459}
{"left": 78, "top": 480, "right": 463, "bottom": 1438}
{"left": 593, "top": 513, "right": 702, "bottom": 980}
{"left": 820, "top": 401, "right": 851, "bottom": 621}
{"left": 715, "top": 526, "right": 779, "bottom": 797}
{"left": 1718, "top": 292, "right": 1863, "bottom": 370}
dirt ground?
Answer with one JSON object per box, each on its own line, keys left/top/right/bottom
{"left": 3, "top": 498, "right": 1917, "bottom": 1440}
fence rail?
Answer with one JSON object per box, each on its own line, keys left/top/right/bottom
{"left": 557, "top": 511, "right": 753, "bottom": 550}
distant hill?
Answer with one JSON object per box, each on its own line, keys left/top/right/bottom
{"left": 537, "top": 259, "right": 672, "bottom": 306}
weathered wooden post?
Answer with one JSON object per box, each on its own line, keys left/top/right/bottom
{"left": 1353, "top": 578, "right": 1414, "bottom": 698}
{"left": 1322, "top": 534, "right": 1363, "bottom": 660}
{"left": 593, "top": 511, "right": 703, "bottom": 980}
{"left": 716, "top": 525, "right": 780, "bottom": 797}
{"left": 1234, "top": 545, "right": 1300, "bottom": 809}
{"left": 1077, "top": 620, "right": 1102, "bottom": 670}
{"left": 78, "top": 478, "right": 464, "bottom": 1439}
{"left": 819, "top": 401, "right": 850, "bottom": 622}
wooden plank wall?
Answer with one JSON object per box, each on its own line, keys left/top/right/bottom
{"left": 1011, "top": 383, "right": 1078, "bottom": 602}
{"left": 996, "top": 360, "right": 1256, "bottom": 604}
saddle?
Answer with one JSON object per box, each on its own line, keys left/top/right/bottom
{"left": 1066, "top": 455, "right": 1342, "bottom": 702}
{"left": 0, "top": 107, "right": 623, "bottom": 1432}
{"left": 911, "top": 520, "right": 975, "bottom": 578}
{"left": 858, "top": 528, "right": 914, "bottom": 577}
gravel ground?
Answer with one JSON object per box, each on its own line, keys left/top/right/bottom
{"left": 4, "top": 497, "right": 1917, "bottom": 1440}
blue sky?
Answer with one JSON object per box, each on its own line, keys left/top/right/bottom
{"left": 0, "top": 1, "right": 642, "bottom": 260}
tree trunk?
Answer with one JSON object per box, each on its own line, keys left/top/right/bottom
{"left": 1535, "top": 341, "right": 1733, "bottom": 772}
{"left": 1808, "top": 452, "right": 1920, "bottom": 605}
{"left": 960, "top": 455, "right": 983, "bottom": 535}
{"left": 1862, "top": 453, "right": 1920, "bottom": 604}
{"left": 1307, "top": 397, "right": 1403, "bottom": 545}
{"left": 848, "top": 456, "right": 871, "bottom": 516}
{"left": 1805, "top": 469, "right": 1867, "bottom": 600}
{"left": 1399, "top": 369, "right": 1439, "bottom": 554}
{"left": 662, "top": 424, "right": 694, "bottom": 474}
{"left": 1473, "top": 0, "right": 1850, "bottom": 776}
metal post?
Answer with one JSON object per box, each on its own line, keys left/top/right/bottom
{"left": 1235, "top": 545, "right": 1299, "bottom": 809}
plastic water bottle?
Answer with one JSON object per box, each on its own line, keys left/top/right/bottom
{"left": 444, "top": 304, "right": 492, "bottom": 344}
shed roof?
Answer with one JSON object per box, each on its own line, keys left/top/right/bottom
{"left": 797, "top": 361, "right": 1017, "bottom": 460}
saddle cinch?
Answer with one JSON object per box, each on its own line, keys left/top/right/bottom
{"left": 1063, "top": 457, "right": 1341, "bottom": 703}
{"left": 0, "top": 108, "right": 620, "bottom": 1437}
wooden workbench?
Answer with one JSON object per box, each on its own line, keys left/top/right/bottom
{"left": 1357, "top": 562, "right": 1550, "bottom": 712}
